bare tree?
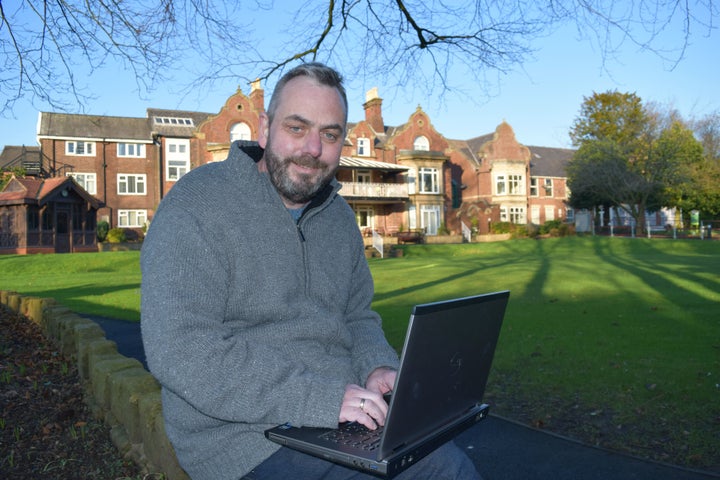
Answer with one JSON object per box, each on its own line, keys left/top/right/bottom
{"left": 1, "top": 0, "right": 716, "bottom": 116}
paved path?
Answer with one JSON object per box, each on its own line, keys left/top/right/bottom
{"left": 87, "top": 315, "right": 719, "bottom": 480}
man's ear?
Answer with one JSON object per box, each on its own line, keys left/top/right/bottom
{"left": 258, "top": 112, "right": 270, "bottom": 148}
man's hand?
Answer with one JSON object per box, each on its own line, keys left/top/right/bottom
{"left": 338, "top": 368, "right": 397, "bottom": 430}
{"left": 365, "top": 366, "right": 396, "bottom": 395}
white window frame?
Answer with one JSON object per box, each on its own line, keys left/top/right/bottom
{"left": 117, "top": 174, "right": 146, "bottom": 195}
{"left": 356, "top": 170, "right": 371, "bottom": 183}
{"left": 355, "top": 206, "right": 374, "bottom": 229}
{"left": 154, "top": 116, "right": 194, "bottom": 126}
{"left": 496, "top": 175, "right": 506, "bottom": 195}
{"left": 545, "top": 206, "right": 555, "bottom": 222}
{"left": 357, "top": 137, "right": 370, "bottom": 156}
{"left": 66, "top": 172, "right": 97, "bottom": 195}
{"left": 544, "top": 178, "right": 554, "bottom": 197}
{"left": 66, "top": 141, "right": 95, "bottom": 156}
{"left": 118, "top": 209, "right": 147, "bottom": 228}
{"left": 421, "top": 204, "right": 441, "bottom": 235}
{"left": 501, "top": 206, "right": 526, "bottom": 224}
{"left": 413, "top": 136, "right": 430, "bottom": 151}
{"left": 230, "top": 122, "right": 252, "bottom": 142}
{"left": 166, "top": 139, "right": 190, "bottom": 181}
{"left": 418, "top": 167, "right": 439, "bottom": 194}
{"left": 117, "top": 143, "right": 146, "bottom": 158}
{"left": 530, "top": 178, "right": 539, "bottom": 197}
{"left": 408, "top": 204, "right": 417, "bottom": 230}
{"left": 508, "top": 174, "right": 524, "bottom": 195}
{"left": 531, "top": 205, "right": 540, "bottom": 224}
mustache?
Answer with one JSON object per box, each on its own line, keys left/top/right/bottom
{"left": 288, "top": 155, "right": 326, "bottom": 170}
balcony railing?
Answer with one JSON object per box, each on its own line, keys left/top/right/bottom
{"left": 339, "top": 182, "right": 409, "bottom": 199}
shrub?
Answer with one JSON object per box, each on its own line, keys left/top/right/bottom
{"left": 490, "top": 222, "right": 514, "bottom": 234}
{"left": 96, "top": 221, "right": 109, "bottom": 242}
{"left": 106, "top": 228, "right": 127, "bottom": 243}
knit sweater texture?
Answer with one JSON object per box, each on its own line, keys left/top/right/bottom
{"left": 140, "top": 141, "right": 400, "bottom": 479}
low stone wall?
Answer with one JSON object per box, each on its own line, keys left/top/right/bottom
{"left": 0, "top": 291, "right": 188, "bottom": 480}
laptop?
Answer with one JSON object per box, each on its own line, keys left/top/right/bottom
{"left": 265, "top": 290, "right": 509, "bottom": 478}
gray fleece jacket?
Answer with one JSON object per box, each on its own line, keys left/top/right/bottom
{"left": 140, "top": 141, "right": 400, "bottom": 479}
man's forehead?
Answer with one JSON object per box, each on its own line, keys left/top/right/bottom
{"left": 277, "top": 76, "right": 347, "bottom": 115}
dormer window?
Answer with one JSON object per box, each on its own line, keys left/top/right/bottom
{"left": 413, "top": 135, "right": 429, "bottom": 151}
{"left": 357, "top": 137, "right": 370, "bottom": 156}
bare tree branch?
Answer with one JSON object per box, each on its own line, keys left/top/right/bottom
{"left": 0, "top": 1, "right": 716, "bottom": 116}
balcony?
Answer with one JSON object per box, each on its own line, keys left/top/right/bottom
{"left": 339, "top": 182, "right": 409, "bottom": 200}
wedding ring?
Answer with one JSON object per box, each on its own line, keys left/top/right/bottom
{"left": 359, "top": 398, "right": 366, "bottom": 411}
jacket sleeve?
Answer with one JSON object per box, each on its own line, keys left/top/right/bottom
{"left": 343, "top": 229, "right": 401, "bottom": 383}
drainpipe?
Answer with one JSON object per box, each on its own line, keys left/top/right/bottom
{"left": 102, "top": 139, "right": 110, "bottom": 227}
{"left": 154, "top": 134, "right": 164, "bottom": 201}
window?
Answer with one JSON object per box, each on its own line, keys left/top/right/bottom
{"left": 531, "top": 205, "right": 540, "bottom": 224}
{"left": 407, "top": 169, "right": 417, "bottom": 194}
{"left": 230, "top": 122, "right": 251, "bottom": 142}
{"left": 496, "top": 174, "right": 524, "bottom": 195}
{"left": 117, "top": 143, "right": 146, "bottom": 158}
{"left": 118, "top": 174, "right": 146, "bottom": 195}
{"left": 66, "top": 173, "right": 97, "bottom": 195}
{"left": 566, "top": 208, "right": 575, "bottom": 223}
{"left": 545, "top": 206, "right": 555, "bottom": 221}
{"left": 418, "top": 167, "right": 439, "bottom": 194}
{"left": 66, "top": 141, "right": 95, "bottom": 156}
{"left": 413, "top": 136, "right": 430, "bottom": 151}
{"left": 27, "top": 207, "right": 40, "bottom": 230}
{"left": 356, "top": 170, "right": 371, "bottom": 183}
{"left": 357, "top": 137, "right": 370, "bottom": 156}
{"left": 421, "top": 205, "right": 441, "bottom": 235}
{"left": 154, "top": 116, "right": 194, "bottom": 126}
{"left": 118, "top": 210, "right": 147, "bottom": 228}
{"left": 496, "top": 175, "right": 506, "bottom": 195}
{"left": 530, "top": 178, "right": 538, "bottom": 197}
{"left": 408, "top": 204, "right": 417, "bottom": 230}
{"left": 500, "top": 206, "right": 526, "bottom": 224}
{"left": 508, "top": 175, "right": 524, "bottom": 194}
{"left": 355, "top": 206, "right": 374, "bottom": 229}
{"left": 166, "top": 139, "right": 190, "bottom": 181}
{"left": 544, "top": 178, "right": 553, "bottom": 197}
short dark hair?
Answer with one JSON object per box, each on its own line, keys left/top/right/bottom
{"left": 266, "top": 62, "right": 348, "bottom": 125}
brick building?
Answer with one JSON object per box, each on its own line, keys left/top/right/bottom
{"left": 3, "top": 81, "right": 574, "bottom": 241}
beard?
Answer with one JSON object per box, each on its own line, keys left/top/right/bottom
{"left": 263, "top": 141, "right": 337, "bottom": 205}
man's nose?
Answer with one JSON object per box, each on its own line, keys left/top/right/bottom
{"left": 302, "top": 131, "right": 322, "bottom": 158}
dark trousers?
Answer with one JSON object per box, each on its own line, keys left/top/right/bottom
{"left": 242, "top": 441, "right": 482, "bottom": 480}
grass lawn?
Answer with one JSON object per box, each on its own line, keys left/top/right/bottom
{"left": 1, "top": 236, "right": 719, "bottom": 470}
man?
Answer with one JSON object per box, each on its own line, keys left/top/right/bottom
{"left": 141, "top": 62, "right": 480, "bottom": 479}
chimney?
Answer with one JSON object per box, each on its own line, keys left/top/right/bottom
{"left": 249, "top": 79, "right": 264, "bottom": 112}
{"left": 363, "top": 87, "right": 384, "bottom": 133}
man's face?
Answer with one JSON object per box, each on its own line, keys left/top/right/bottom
{"left": 258, "top": 76, "right": 347, "bottom": 209}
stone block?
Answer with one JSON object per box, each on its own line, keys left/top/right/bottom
{"left": 90, "top": 356, "right": 144, "bottom": 410}
{"left": 108, "top": 368, "right": 159, "bottom": 444}
{"left": 140, "top": 394, "right": 190, "bottom": 480}
{"left": 77, "top": 338, "right": 118, "bottom": 381}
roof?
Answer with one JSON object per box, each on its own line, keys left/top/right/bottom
{"left": 0, "top": 146, "right": 41, "bottom": 169}
{"left": 37, "top": 113, "right": 150, "bottom": 142}
{"left": 527, "top": 146, "right": 575, "bottom": 177}
{"left": 339, "top": 156, "right": 410, "bottom": 171}
{"left": 0, "top": 175, "right": 99, "bottom": 208}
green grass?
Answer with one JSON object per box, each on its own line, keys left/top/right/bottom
{"left": 2, "top": 237, "right": 719, "bottom": 469}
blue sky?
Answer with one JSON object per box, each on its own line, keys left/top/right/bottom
{"left": 1, "top": 9, "right": 717, "bottom": 151}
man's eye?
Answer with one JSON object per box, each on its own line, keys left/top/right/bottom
{"left": 323, "top": 132, "right": 339, "bottom": 142}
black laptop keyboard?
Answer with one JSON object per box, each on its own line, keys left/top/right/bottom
{"left": 319, "top": 422, "right": 384, "bottom": 451}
